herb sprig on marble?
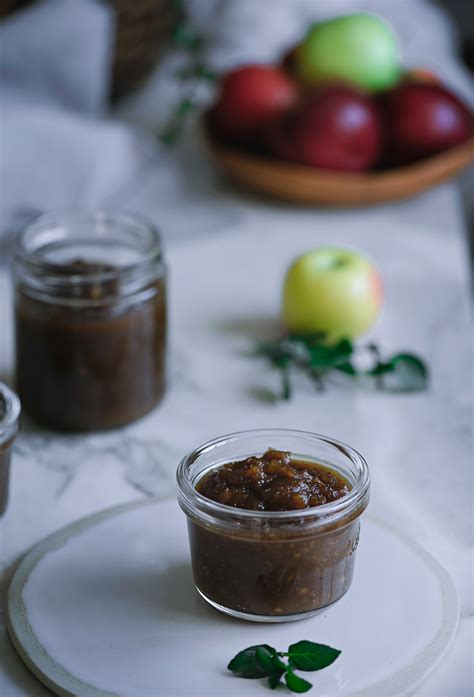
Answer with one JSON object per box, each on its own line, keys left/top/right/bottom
{"left": 228, "top": 640, "right": 341, "bottom": 693}
{"left": 255, "top": 333, "right": 428, "bottom": 400}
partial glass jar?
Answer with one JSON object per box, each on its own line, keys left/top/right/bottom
{"left": 177, "top": 429, "right": 370, "bottom": 622}
{"left": 0, "top": 382, "right": 21, "bottom": 516}
{"left": 13, "top": 212, "right": 167, "bottom": 431}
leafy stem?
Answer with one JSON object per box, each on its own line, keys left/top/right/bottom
{"left": 159, "top": 0, "right": 217, "bottom": 145}
{"left": 228, "top": 640, "right": 341, "bottom": 693}
{"left": 367, "top": 342, "right": 384, "bottom": 389}
{"left": 255, "top": 333, "right": 428, "bottom": 399}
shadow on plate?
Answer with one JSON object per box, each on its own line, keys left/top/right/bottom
{"left": 156, "top": 562, "right": 252, "bottom": 627}
{"left": 55, "top": 559, "right": 250, "bottom": 627}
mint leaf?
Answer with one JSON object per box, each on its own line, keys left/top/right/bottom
{"left": 228, "top": 639, "right": 341, "bottom": 692}
{"left": 377, "top": 353, "right": 428, "bottom": 392}
{"left": 335, "top": 361, "right": 357, "bottom": 376}
{"left": 284, "top": 669, "right": 313, "bottom": 693}
{"left": 228, "top": 645, "right": 277, "bottom": 678}
{"left": 254, "top": 333, "right": 428, "bottom": 399}
{"left": 288, "top": 641, "right": 341, "bottom": 671}
{"left": 256, "top": 646, "right": 286, "bottom": 674}
{"left": 268, "top": 669, "right": 285, "bottom": 689}
{"left": 308, "top": 339, "right": 353, "bottom": 368}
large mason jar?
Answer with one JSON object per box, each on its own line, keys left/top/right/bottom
{"left": 13, "top": 212, "right": 167, "bottom": 431}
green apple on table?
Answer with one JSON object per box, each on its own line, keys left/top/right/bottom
{"left": 282, "top": 247, "right": 383, "bottom": 343}
{"left": 294, "top": 13, "right": 400, "bottom": 92}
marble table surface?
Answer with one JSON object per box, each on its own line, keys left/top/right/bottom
{"left": 0, "top": 177, "right": 473, "bottom": 696}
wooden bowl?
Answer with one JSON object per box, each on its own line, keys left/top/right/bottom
{"left": 203, "top": 122, "right": 474, "bottom": 206}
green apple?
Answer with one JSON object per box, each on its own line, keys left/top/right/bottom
{"left": 282, "top": 248, "right": 383, "bottom": 341}
{"left": 295, "top": 13, "right": 400, "bottom": 92}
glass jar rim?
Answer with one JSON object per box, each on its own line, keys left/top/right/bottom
{"left": 0, "top": 382, "right": 21, "bottom": 443}
{"left": 177, "top": 428, "right": 370, "bottom": 528}
{"left": 15, "top": 210, "right": 163, "bottom": 283}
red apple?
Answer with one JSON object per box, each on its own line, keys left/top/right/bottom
{"left": 383, "top": 83, "right": 472, "bottom": 164}
{"left": 402, "top": 67, "right": 440, "bottom": 85}
{"left": 267, "top": 85, "right": 382, "bottom": 171}
{"left": 209, "top": 65, "right": 298, "bottom": 147}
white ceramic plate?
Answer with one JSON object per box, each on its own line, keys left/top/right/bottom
{"left": 7, "top": 499, "right": 459, "bottom": 697}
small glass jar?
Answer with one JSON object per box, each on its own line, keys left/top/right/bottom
{"left": 177, "top": 429, "right": 370, "bottom": 622}
{"left": 13, "top": 212, "right": 167, "bottom": 431}
{"left": 0, "top": 382, "right": 21, "bottom": 516}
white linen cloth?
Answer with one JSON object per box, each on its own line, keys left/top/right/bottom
{"left": 0, "top": 0, "right": 155, "bottom": 246}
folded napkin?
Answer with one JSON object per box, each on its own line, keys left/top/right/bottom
{"left": 1, "top": 0, "right": 112, "bottom": 114}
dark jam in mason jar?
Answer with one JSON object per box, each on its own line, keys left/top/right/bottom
{"left": 190, "top": 448, "right": 359, "bottom": 617}
{"left": 15, "top": 260, "right": 166, "bottom": 431}
{"left": 14, "top": 212, "right": 167, "bottom": 432}
{"left": 197, "top": 448, "right": 350, "bottom": 510}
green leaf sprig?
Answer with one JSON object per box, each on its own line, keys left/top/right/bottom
{"left": 255, "top": 333, "right": 428, "bottom": 400}
{"left": 159, "top": 0, "right": 217, "bottom": 145}
{"left": 228, "top": 640, "right": 341, "bottom": 693}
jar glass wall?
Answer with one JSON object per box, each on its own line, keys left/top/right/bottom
{"left": 13, "top": 212, "right": 167, "bottom": 431}
{"left": 177, "top": 429, "right": 370, "bottom": 622}
{"left": 0, "top": 382, "right": 21, "bottom": 516}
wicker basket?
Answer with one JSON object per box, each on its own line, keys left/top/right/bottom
{"left": 110, "top": 0, "right": 178, "bottom": 99}
{"left": 0, "top": 0, "right": 179, "bottom": 100}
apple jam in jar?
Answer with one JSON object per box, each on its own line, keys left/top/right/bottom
{"left": 13, "top": 212, "right": 167, "bottom": 431}
{"left": 177, "top": 429, "right": 370, "bottom": 622}
{"left": 0, "top": 382, "right": 21, "bottom": 516}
